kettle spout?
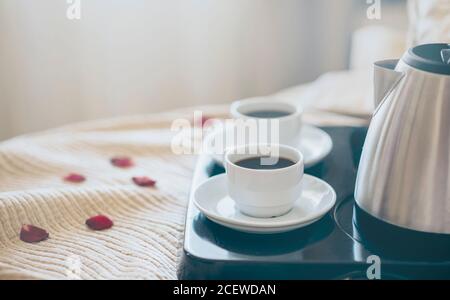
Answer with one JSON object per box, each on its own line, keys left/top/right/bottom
{"left": 373, "top": 59, "right": 404, "bottom": 108}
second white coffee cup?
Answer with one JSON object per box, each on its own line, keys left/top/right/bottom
{"left": 230, "top": 97, "right": 302, "bottom": 148}
{"left": 225, "top": 144, "right": 304, "bottom": 218}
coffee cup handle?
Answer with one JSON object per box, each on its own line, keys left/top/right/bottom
{"left": 222, "top": 147, "right": 231, "bottom": 170}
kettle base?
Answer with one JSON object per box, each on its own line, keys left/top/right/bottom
{"left": 353, "top": 204, "right": 450, "bottom": 262}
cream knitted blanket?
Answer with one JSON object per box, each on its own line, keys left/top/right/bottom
{"left": 0, "top": 108, "right": 228, "bottom": 280}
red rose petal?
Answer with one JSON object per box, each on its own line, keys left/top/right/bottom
{"left": 63, "top": 173, "right": 86, "bottom": 183}
{"left": 20, "top": 224, "right": 49, "bottom": 243}
{"left": 132, "top": 176, "right": 157, "bottom": 187}
{"left": 86, "top": 215, "right": 113, "bottom": 231}
{"left": 111, "top": 156, "right": 134, "bottom": 168}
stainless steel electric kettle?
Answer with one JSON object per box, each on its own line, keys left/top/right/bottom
{"left": 355, "top": 43, "right": 450, "bottom": 234}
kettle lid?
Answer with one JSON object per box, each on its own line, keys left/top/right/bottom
{"left": 403, "top": 43, "right": 450, "bottom": 75}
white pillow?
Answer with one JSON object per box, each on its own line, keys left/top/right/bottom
{"left": 350, "top": 25, "right": 407, "bottom": 70}
{"left": 408, "top": 0, "right": 450, "bottom": 45}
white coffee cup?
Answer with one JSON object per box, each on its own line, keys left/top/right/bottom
{"left": 230, "top": 97, "right": 302, "bottom": 148}
{"left": 225, "top": 144, "right": 304, "bottom": 218}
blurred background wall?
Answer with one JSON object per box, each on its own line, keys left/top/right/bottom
{"left": 0, "top": 0, "right": 407, "bottom": 140}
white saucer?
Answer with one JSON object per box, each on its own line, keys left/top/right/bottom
{"left": 204, "top": 124, "right": 333, "bottom": 168}
{"left": 205, "top": 213, "right": 321, "bottom": 234}
{"left": 193, "top": 174, "right": 336, "bottom": 234}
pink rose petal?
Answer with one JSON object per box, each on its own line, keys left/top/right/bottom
{"left": 63, "top": 173, "right": 86, "bottom": 183}
{"left": 193, "top": 115, "right": 212, "bottom": 128}
{"left": 132, "top": 176, "right": 157, "bottom": 187}
{"left": 201, "top": 116, "right": 211, "bottom": 127}
{"left": 86, "top": 215, "right": 113, "bottom": 231}
{"left": 111, "top": 156, "right": 134, "bottom": 168}
{"left": 20, "top": 224, "right": 49, "bottom": 243}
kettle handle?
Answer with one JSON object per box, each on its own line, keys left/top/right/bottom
{"left": 373, "top": 59, "right": 405, "bottom": 115}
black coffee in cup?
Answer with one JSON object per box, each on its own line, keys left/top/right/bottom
{"left": 243, "top": 110, "right": 292, "bottom": 118}
{"left": 234, "top": 156, "right": 295, "bottom": 170}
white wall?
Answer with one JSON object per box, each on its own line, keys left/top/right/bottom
{"left": 0, "top": 0, "right": 356, "bottom": 140}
